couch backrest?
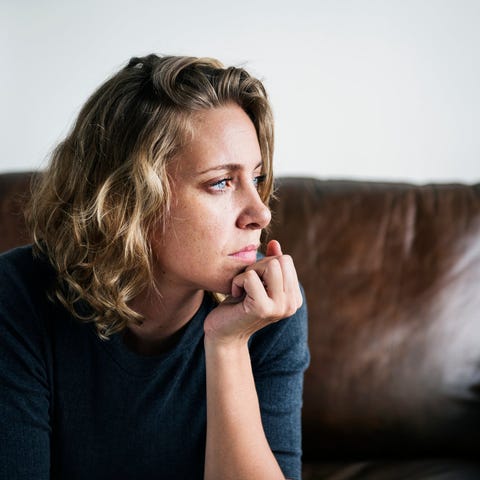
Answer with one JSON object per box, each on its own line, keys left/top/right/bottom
{"left": 0, "top": 172, "right": 33, "bottom": 252}
{"left": 2, "top": 171, "right": 480, "bottom": 461}
{"left": 269, "top": 177, "right": 480, "bottom": 461}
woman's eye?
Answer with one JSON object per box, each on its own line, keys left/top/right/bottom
{"left": 209, "top": 178, "right": 232, "bottom": 192}
{"left": 253, "top": 174, "right": 266, "bottom": 189}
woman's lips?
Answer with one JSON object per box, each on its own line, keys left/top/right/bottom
{"left": 228, "top": 244, "right": 259, "bottom": 263}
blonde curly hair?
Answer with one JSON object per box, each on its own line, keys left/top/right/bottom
{"left": 27, "top": 54, "right": 274, "bottom": 339}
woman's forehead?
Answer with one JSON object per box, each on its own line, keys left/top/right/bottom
{"left": 170, "top": 106, "right": 262, "bottom": 176}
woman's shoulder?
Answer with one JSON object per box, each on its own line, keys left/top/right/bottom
{"left": 0, "top": 244, "right": 33, "bottom": 266}
{"left": 0, "top": 245, "right": 55, "bottom": 333}
{"left": 0, "top": 244, "right": 54, "bottom": 288}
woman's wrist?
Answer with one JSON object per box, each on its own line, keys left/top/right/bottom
{"left": 203, "top": 330, "right": 250, "bottom": 353}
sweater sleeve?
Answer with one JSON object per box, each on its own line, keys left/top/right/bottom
{"left": 0, "top": 252, "right": 51, "bottom": 479}
{"left": 249, "top": 286, "right": 310, "bottom": 480}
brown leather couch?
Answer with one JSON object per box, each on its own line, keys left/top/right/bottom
{"left": 2, "top": 171, "right": 480, "bottom": 479}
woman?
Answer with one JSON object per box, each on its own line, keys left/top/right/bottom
{"left": 0, "top": 54, "right": 309, "bottom": 479}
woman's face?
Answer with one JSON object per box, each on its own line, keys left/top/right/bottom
{"left": 151, "top": 104, "right": 271, "bottom": 295}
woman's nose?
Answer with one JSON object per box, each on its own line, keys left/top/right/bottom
{"left": 236, "top": 186, "right": 272, "bottom": 230}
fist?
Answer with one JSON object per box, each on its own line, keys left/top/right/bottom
{"left": 203, "top": 240, "right": 303, "bottom": 344}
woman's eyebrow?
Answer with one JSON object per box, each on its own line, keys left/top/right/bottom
{"left": 197, "top": 161, "right": 263, "bottom": 175}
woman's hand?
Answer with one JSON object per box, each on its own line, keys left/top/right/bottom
{"left": 204, "top": 240, "right": 303, "bottom": 345}
{"left": 203, "top": 239, "right": 300, "bottom": 479}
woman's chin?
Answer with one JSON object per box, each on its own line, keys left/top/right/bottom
{"left": 206, "top": 277, "right": 235, "bottom": 296}
{"left": 202, "top": 266, "right": 248, "bottom": 296}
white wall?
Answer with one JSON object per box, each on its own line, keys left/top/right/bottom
{"left": 2, "top": 0, "right": 479, "bottom": 183}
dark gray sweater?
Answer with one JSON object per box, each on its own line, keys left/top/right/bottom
{"left": 0, "top": 246, "right": 309, "bottom": 479}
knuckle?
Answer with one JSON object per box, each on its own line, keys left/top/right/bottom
{"left": 280, "top": 296, "right": 297, "bottom": 317}
{"left": 245, "top": 269, "right": 258, "bottom": 281}
{"left": 265, "top": 257, "right": 280, "bottom": 272}
{"left": 297, "top": 295, "right": 304, "bottom": 308}
{"left": 296, "top": 290, "right": 303, "bottom": 302}
{"left": 279, "top": 254, "right": 293, "bottom": 265}
{"left": 285, "top": 309, "right": 295, "bottom": 319}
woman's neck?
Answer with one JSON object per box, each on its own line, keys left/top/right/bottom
{"left": 125, "top": 286, "right": 205, "bottom": 356}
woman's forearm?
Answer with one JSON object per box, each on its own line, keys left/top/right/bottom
{"left": 203, "top": 335, "right": 285, "bottom": 480}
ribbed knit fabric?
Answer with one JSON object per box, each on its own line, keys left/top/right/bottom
{"left": 0, "top": 246, "right": 309, "bottom": 480}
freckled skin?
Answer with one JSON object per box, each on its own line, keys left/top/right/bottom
{"left": 130, "top": 104, "right": 301, "bottom": 478}
{"left": 151, "top": 104, "right": 271, "bottom": 296}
